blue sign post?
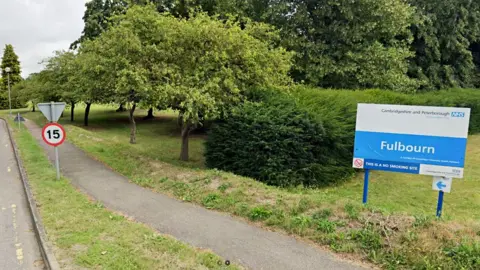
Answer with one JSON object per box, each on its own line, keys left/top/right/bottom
{"left": 436, "top": 191, "right": 444, "bottom": 218}
{"left": 362, "top": 169, "right": 370, "bottom": 204}
{"left": 432, "top": 176, "right": 452, "bottom": 217}
{"left": 353, "top": 104, "right": 470, "bottom": 214}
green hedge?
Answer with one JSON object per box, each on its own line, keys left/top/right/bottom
{"left": 205, "top": 92, "right": 354, "bottom": 187}
{"left": 293, "top": 86, "right": 480, "bottom": 134}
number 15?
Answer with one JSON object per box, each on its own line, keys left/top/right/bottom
{"left": 47, "top": 130, "right": 60, "bottom": 139}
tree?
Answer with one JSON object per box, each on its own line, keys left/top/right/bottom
{"left": 72, "top": 0, "right": 192, "bottom": 49}
{"left": 1, "top": 44, "right": 22, "bottom": 89}
{"left": 72, "top": 0, "right": 251, "bottom": 48}
{"left": 75, "top": 43, "right": 116, "bottom": 126}
{"left": 157, "top": 0, "right": 417, "bottom": 91}
{"left": 12, "top": 71, "right": 59, "bottom": 112}
{"left": 81, "top": 5, "right": 292, "bottom": 158}
{"left": 71, "top": 0, "right": 128, "bottom": 49}
{"left": 76, "top": 6, "right": 158, "bottom": 136}
{"left": 262, "top": 0, "right": 417, "bottom": 90}
{"left": 43, "top": 51, "right": 81, "bottom": 121}
{"left": 150, "top": 9, "right": 293, "bottom": 160}
{"left": 408, "top": 0, "right": 480, "bottom": 90}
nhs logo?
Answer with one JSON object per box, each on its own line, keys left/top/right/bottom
{"left": 451, "top": 112, "right": 465, "bottom": 118}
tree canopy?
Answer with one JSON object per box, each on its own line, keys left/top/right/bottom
{"left": 54, "top": 5, "right": 293, "bottom": 159}
{"left": 70, "top": 0, "right": 128, "bottom": 49}
{"left": 408, "top": 0, "right": 480, "bottom": 90}
{"left": 0, "top": 44, "right": 22, "bottom": 109}
{"left": 1, "top": 44, "right": 22, "bottom": 89}
{"left": 82, "top": 0, "right": 480, "bottom": 91}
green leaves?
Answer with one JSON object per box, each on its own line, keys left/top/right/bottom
{"left": 256, "top": 0, "right": 417, "bottom": 90}
{"left": 71, "top": 0, "right": 480, "bottom": 91}
{"left": 408, "top": 0, "right": 480, "bottom": 90}
{"left": 1, "top": 44, "right": 22, "bottom": 90}
{"left": 71, "top": 0, "right": 128, "bottom": 49}
{"left": 100, "top": 5, "right": 293, "bottom": 126}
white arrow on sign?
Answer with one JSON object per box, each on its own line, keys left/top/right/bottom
{"left": 38, "top": 102, "right": 66, "bottom": 122}
{"left": 432, "top": 176, "right": 452, "bottom": 193}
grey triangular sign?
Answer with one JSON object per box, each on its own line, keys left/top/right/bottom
{"left": 38, "top": 102, "right": 66, "bottom": 122}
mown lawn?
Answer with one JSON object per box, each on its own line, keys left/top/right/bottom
{"left": 20, "top": 104, "right": 480, "bottom": 269}
{"left": 1, "top": 110, "right": 240, "bottom": 270}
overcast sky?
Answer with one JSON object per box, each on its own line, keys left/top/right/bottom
{"left": 0, "top": 0, "right": 87, "bottom": 78}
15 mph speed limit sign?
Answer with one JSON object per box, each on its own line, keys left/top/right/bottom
{"left": 42, "top": 123, "right": 66, "bottom": 147}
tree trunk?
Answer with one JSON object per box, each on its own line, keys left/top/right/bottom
{"left": 143, "top": 107, "right": 154, "bottom": 120}
{"left": 70, "top": 102, "right": 75, "bottom": 122}
{"left": 84, "top": 103, "right": 91, "bottom": 126}
{"left": 32, "top": 104, "right": 35, "bottom": 112}
{"left": 116, "top": 103, "right": 126, "bottom": 112}
{"left": 129, "top": 103, "right": 137, "bottom": 144}
{"left": 180, "top": 122, "right": 191, "bottom": 161}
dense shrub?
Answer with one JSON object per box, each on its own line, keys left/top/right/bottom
{"left": 205, "top": 93, "right": 354, "bottom": 187}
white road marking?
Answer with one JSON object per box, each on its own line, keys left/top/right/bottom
{"left": 16, "top": 248, "right": 23, "bottom": 262}
{"left": 11, "top": 204, "right": 23, "bottom": 265}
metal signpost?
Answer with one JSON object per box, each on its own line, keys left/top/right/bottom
{"left": 352, "top": 104, "right": 471, "bottom": 217}
{"left": 432, "top": 176, "right": 452, "bottom": 217}
{"left": 38, "top": 102, "right": 66, "bottom": 180}
{"left": 5, "top": 67, "right": 12, "bottom": 116}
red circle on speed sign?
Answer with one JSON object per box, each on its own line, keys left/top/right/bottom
{"left": 41, "top": 123, "right": 66, "bottom": 147}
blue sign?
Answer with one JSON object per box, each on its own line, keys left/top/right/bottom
{"left": 353, "top": 104, "right": 470, "bottom": 178}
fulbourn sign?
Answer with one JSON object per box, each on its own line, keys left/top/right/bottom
{"left": 352, "top": 103, "right": 471, "bottom": 217}
{"left": 353, "top": 104, "right": 470, "bottom": 178}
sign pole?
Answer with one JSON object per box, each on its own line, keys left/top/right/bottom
{"left": 50, "top": 101, "right": 60, "bottom": 181}
{"left": 38, "top": 102, "right": 66, "bottom": 181}
{"left": 362, "top": 169, "right": 370, "bottom": 204}
{"left": 436, "top": 191, "right": 444, "bottom": 218}
{"left": 54, "top": 147, "right": 60, "bottom": 180}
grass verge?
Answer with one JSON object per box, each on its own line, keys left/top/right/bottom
{"left": 21, "top": 105, "right": 480, "bottom": 269}
{"left": 6, "top": 116, "right": 240, "bottom": 270}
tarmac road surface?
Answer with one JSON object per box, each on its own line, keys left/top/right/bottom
{"left": 0, "top": 120, "right": 44, "bottom": 270}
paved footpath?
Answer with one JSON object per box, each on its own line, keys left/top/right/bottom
{"left": 0, "top": 120, "right": 44, "bottom": 270}
{"left": 24, "top": 119, "right": 367, "bottom": 270}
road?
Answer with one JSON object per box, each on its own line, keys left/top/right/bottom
{"left": 0, "top": 120, "right": 44, "bottom": 270}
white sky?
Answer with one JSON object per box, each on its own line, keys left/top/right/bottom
{"left": 0, "top": 0, "right": 87, "bottom": 78}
